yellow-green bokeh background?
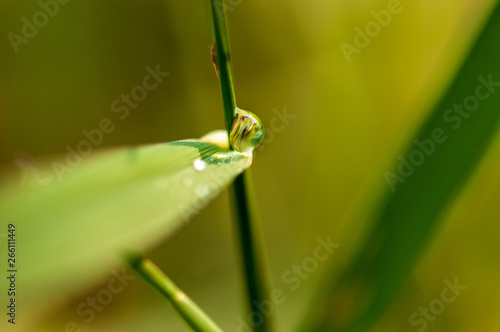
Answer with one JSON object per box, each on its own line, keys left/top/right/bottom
{"left": 1, "top": 0, "right": 500, "bottom": 331}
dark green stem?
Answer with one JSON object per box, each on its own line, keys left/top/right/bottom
{"left": 208, "top": 2, "right": 272, "bottom": 331}
{"left": 210, "top": 1, "right": 237, "bottom": 135}
{"left": 231, "top": 171, "right": 272, "bottom": 332}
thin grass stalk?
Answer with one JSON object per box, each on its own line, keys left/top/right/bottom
{"left": 207, "top": 2, "right": 272, "bottom": 331}
{"left": 127, "top": 254, "right": 223, "bottom": 332}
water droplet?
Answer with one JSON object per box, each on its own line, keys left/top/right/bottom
{"left": 230, "top": 108, "right": 264, "bottom": 153}
{"left": 193, "top": 158, "right": 207, "bottom": 171}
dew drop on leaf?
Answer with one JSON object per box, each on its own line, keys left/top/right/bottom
{"left": 229, "top": 108, "right": 264, "bottom": 153}
{"left": 193, "top": 158, "right": 207, "bottom": 171}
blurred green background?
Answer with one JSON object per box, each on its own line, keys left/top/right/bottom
{"left": 1, "top": 0, "right": 500, "bottom": 331}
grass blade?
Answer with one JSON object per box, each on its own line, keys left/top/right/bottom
{"left": 303, "top": 2, "right": 500, "bottom": 331}
{"left": 0, "top": 132, "right": 251, "bottom": 311}
{"left": 126, "top": 254, "right": 223, "bottom": 332}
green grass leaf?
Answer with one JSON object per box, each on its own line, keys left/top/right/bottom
{"left": 303, "top": 2, "right": 500, "bottom": 331}
{"left": 0, "top": 131, "right": 251, "bottom": 310}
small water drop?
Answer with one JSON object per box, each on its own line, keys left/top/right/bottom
{"left": 193, "top": 158, "right": 207, "bottom": 171}
{"left": 230, "top": 108, "right": 264, "bottom": 153}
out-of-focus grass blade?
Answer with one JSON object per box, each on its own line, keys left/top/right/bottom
{"left": 127, "top": 254, "right": 223, "bottom": 332}
{"left": 304, "top": 2, "right": 500, "bottom": 331}
{"left": 0, "top": 131, "right": 251, "bottom": 311}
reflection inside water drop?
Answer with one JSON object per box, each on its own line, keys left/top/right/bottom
{"left": 229, "top": 108, "right": 264, "bottom": 153}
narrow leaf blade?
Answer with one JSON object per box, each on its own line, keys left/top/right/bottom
{"left": 0, "top": 132, "right": 251, "bottom": 312}
{"left": 304, "top": 2, "right": 500, "bottom": 331}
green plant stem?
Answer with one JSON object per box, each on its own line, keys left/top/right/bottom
{"left": 126, "top": 254, "right": 223, "bottom": 332}
{"left": 210, "top": 2, "right": 237, "bottom": 134}
{"left": 208, "top": 2, "right": 272, "bottom": 331}
{"left": 231, "top": 171, "right": 271, "bottom": 331}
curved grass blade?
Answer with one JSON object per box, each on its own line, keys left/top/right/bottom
{"left": 303, "top": 2, "right": 500, "bottom": 331}
{"left": 0, "top": 131, "right": 251, "bottom": 312}
{"left": 126, "top": 253, "right": 223, "bottom": 332}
